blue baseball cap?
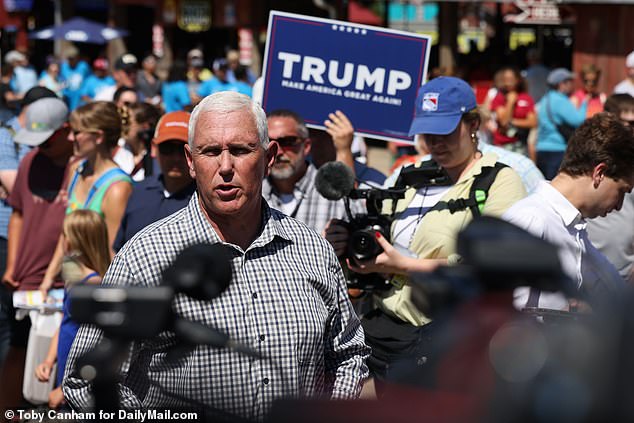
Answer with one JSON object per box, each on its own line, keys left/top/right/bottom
{"left": 408, "top": 76, "right": 477, "bottom": 136}
{"left": 547, "top": 68, "right": 574, "bottom": 86}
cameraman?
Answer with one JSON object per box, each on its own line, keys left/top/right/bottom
{"left": 325, "top": 77, "right": 526, "bottom": 389}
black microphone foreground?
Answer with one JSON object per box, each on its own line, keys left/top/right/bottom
{"left": 315, "top": 161, "right": 355, "bottom": 200}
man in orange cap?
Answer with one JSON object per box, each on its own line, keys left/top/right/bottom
{"left": 114, "top": 111, "right": 195, "bottom": 251}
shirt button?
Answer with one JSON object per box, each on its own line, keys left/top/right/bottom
{"left": 252, "top": 292, "right": 258, "bottom": 299}
{"left": 259, "top": 335, "right": 265, "bottom": 342}
{"left": 263, "top": 378, "right": 269, "bottom": 385}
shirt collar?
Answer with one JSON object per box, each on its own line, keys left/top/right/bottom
{"left": 250, "top": 200, "right": 293, "bottom": 249}
{"left": 294, "top": 162, "right": 316, "bottom": 195}
{"left": 535, "top": 181, "right": 584, "bottom": 227}
{"left": 188, "top": 191, "right": 293, "bottom": 253}
{"left": 264, "top": 161, "right": 315, "bottom": 197}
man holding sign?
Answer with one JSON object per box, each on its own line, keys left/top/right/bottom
{"left": 263, "top": 109, "right": 360, "bottom": 234}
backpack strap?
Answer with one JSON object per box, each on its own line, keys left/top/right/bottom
{"left": 428, "top": 162, "right": 508, "bottom": 217}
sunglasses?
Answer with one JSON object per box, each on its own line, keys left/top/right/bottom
{"left": 72, "top": 129, "right": 99, "bottom": 139}
{"left": 583, "top": 78, "right": 598, "bottom": 86}
{"left": 158, "top": 142, "right": 184, "bottom": 156}
{"left": 270, "top": 135, "right": 305, "bottom": 149}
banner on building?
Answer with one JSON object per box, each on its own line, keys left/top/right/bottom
{"left": 261, "top": 11, "right": 431, "bottom": 143}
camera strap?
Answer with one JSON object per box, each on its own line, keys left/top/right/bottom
{"left": 427, "top": 162, "right": 508, "bottom": 218}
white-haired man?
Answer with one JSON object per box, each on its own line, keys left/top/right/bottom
{"left": 63, "top": 92, "right": 369, "bottom": 421}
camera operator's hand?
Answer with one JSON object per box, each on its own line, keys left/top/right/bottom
{"left": 348, "top": 232, "right": 444, "bottom": 276}
{"left": 323, "top": 219, "right": 349, "bottom": 257}
{"left": 347, "top": 232, "right": 409, "bottom": 275}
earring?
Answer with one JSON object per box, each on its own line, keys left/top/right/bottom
{"left": 471, "top": 133, "right": 477, "bottom": 144}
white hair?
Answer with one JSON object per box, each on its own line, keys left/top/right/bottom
{"left": 188, "top": 91, "right": 268, "bottom": 149}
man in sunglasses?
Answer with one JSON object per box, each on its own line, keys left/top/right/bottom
{"left": 0, "top": 97, "right": 73, "bottom": 406}
{"left": 263, "top": 109, "right": 362, "bottom": 234}
{"left": 113, "top": 111, "right": 195, "bottom": 251}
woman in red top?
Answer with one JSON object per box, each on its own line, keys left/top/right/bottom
{"left": 571, "top": 64, "right": 606, "bottom": 118}
{"left": 490, "top": 67, "right": 537, "bottom": 157}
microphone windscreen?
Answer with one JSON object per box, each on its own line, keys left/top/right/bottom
{"left": 164, "top": 243, "right": 232, "bottom": 302}
{"left": 315, "top": 161, "right": 355, "bottom": 201}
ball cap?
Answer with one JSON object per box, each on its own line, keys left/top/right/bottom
{"left": 408, "top": 76, "right": 477, "bottom": 136}
{"left": 14, "top": 97, "right": 69, "bottom": 146}
{"left": 153, "top": 111, "right": 191, "bottom": 144}
{"left": 212, "top": 58, "right": 229, "bottom": 72}
{"left": 93, "top": 57, "right": 109, "bottom": 70}
{"left": 547, "top": 68, "right": 575, "bottom": 86}
{"left": 187, "top": 48, "right": 203, "bottom": 60}
{"left": 626, "top": 50, "right": 634, "bottom": 68}
{"left": 21, "top": 86, "right": 58, "bottom": 107}
{"left": 4, "top": 50, "right": 25, "bottom": 64}
{"left": 114, "top": 53, "right": 138, "bottom": 71}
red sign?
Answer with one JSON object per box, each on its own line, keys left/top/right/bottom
{"left": 504, "top": 0, "right": 561, "bottom": 25}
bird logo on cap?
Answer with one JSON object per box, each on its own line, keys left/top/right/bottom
{"left": 30, "top": 121, "right": 50, "bottom": 131}
{"left": 422, "top": 93, "right": 439, "bottom": 112}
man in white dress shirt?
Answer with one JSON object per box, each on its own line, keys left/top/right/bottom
{"left": 503, "top": 112, "right": 634, "bottom": 311}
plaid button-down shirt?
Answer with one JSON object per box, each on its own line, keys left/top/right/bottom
{"left": 63, "top": 193, "right": 369, "bottom": 421}
{"left": 262, "top": 163, "right": 364, "bottom": 235}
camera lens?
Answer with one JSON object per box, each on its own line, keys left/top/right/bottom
{"left": 349, "top": 229, "right": 381, "bottom": 261}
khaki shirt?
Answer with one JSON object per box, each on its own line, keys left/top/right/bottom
{"left": 377, "top": 152, "right": 527, "bottom": 325}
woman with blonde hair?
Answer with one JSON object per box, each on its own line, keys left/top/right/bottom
{"left": 35, "top": 210, "right": 110, "bottom": 409}
{"left": 571, "top": 64, "right": 606, "bottom": 118}
{"left": 40, "top": 101, "right": 132, "bottom": 295}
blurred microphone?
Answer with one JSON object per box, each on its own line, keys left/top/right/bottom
{"left": 162, "top": 243, "right": 232, "bottom": 301}
{"left": 173, "top": 318, "right": 261, "bottom": 359}
{"left": 315, "top": 161, "right": 355, "bottom": 200}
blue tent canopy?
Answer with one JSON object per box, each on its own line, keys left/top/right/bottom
{"left": 29, "top": 17, "right": 128, "bottom": 44}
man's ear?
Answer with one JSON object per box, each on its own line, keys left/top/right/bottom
{"left": 184, "top": 143, "right": 196, "bottom": 179}
{"left": 592, "top": 162, "right": 607, "bottom": 188}
{"left": 264, "top": 141, "right": 278, "bottom": 177}
{"left": 303, "top": 137, "right": 312, "bottom": 156}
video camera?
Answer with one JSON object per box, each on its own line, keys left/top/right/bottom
{"left": 315, "top": 160, "right": 451, "bottom": 291}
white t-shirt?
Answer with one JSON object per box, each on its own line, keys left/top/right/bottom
{"left": 113, "top": 138, "right": 135, "bottom": 175}
{"left": 391, "top": 185, "right": 451, "bottom": 256}
{"left": 614, "top": 78, "right": 634, "bottom": 97}
{"left": 113, "top": 138, "right": 146, "bottom": 182}
{"left": 277, "top": 193, "right": 298, "bottom": 216}
{"left": 94, "top": 84, "right": 117, "bottom": 102}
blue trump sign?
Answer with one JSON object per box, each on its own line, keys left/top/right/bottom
{"left": 261, "top": 11, "right": 431, "bottom": 143}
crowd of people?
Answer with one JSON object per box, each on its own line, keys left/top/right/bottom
{"left": 0, "top": 40, "right": 632, "bottom": 422}
{"left": 0, "top": 46, "right": 253, "bottom": 122}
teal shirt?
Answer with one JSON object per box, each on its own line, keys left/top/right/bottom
{"left": 536, "top": 90, "right": 588, "bottom": 153}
